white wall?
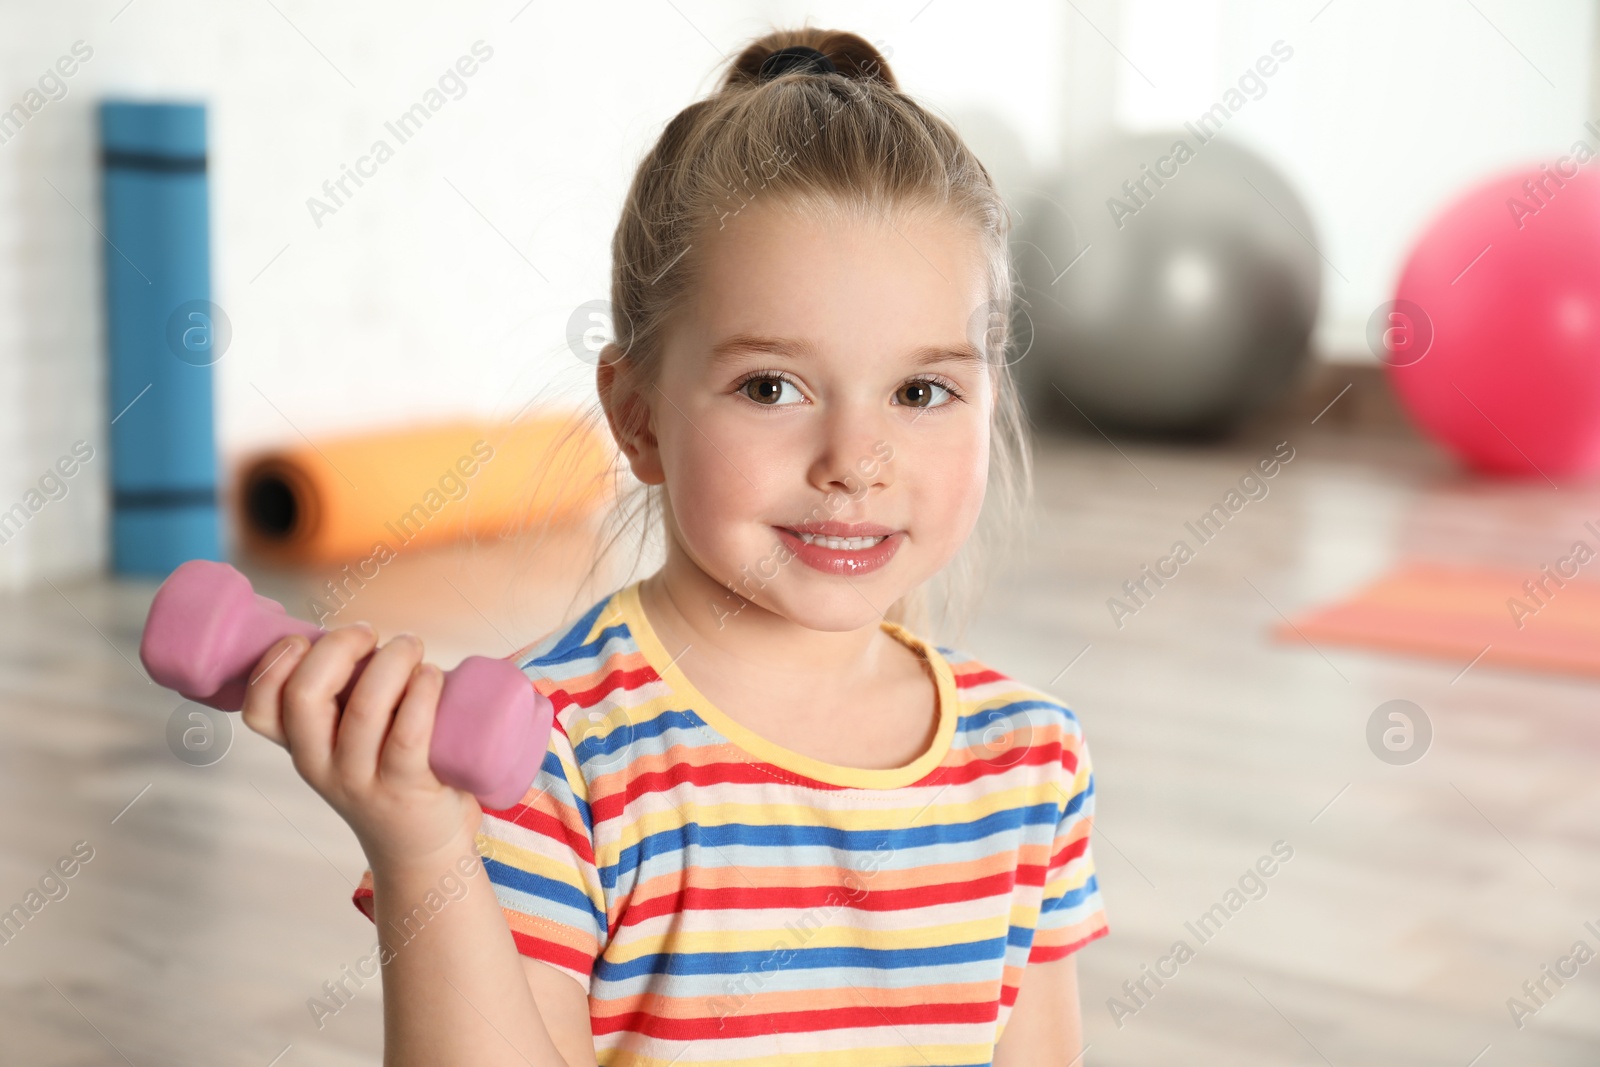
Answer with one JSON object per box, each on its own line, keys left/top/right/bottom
{"left": 0, "top": 0, "right": 1592, "bottom": 586}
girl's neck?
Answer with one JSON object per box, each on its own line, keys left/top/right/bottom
{"left": 636, "top": 551, "right": 903, "bottom": 695}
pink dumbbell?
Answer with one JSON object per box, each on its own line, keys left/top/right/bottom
{"left": 139, "top": 559, "right": 552, "bottom": 810}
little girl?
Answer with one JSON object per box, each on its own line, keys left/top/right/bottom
{"left": 242, "top": 27, "right": 1107, "bottom": 1066}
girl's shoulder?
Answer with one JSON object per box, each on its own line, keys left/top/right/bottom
{"left": 507, "top": 584, "right": 638, "bottom": 719}
{"left": 934, "top": 643, "right": 1094, "bottom": 735}
{"left": 928, "top": 639, "right": 1096, "bottom": 758}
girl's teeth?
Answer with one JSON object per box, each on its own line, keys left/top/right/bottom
{"left": 794, "top": 531, "right": 887, "bottom": 550}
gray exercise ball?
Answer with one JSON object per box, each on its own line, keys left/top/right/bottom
{"left": 1010, "top": 131, "right": 1321, "bottom": 436}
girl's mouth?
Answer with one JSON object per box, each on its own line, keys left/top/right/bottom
{"left": 773, "top": 526, "right": 903, "bottom": 576}
{"left": 788, "top": 530, "right": 888, "bottom": 550}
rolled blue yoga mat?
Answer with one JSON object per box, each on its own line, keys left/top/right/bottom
{"left": 100, "top": 100, "right": 222, "bottom": 577}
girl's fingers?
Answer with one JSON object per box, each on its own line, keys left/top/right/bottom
{"left": 280, "top": 623, "right": 379, "bottom": 785}
{"left": 380, "top": 661, "right": 445, "bottom": 788}
{"left": 333, "top": 634, "right": 425, "bottom": 785}
{"left": 240, "top": 635, "right": 310, "bottom": 748}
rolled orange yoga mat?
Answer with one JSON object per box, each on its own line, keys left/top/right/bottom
{"left": 236, "top": 412, "right": 615, "bottom": 564}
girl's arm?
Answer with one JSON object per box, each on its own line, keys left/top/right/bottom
{"left": 992, "top": 955, "right": 1085, "bottom": 1066}
{"left": 522, "top": 958, "right": 601, "bottom": 1065}
{"left": 240, "top": 626, "right": 598, "bottom": 1066}
{"left": 369, "top": 840, "right": 598, "bottom": 1067}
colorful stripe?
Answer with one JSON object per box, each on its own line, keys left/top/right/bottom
{"left": 353, "top": 580, "right": 1108, "bottom": 1064}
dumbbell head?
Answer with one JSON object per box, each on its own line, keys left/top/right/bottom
{"left": 140, "top": 559, "right": 555, "bottom": 809}
{"left": 140, "top": 559, "right": 288, "bottom": 707}
{"left": 432, "top": 655, "right": 553, "bottom": 810}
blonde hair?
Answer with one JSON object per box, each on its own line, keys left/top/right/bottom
{"left": 568, "top": 25, "right": 1033, "bottom": 645}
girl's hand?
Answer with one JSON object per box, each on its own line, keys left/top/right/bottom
{"left": 239, "top": 624, "right": 483, "bottom": 872}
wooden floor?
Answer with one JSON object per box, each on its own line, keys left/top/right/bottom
{"left": 2, "top": 418, "right": 1597, "bottom": 1065}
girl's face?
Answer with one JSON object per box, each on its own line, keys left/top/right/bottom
{"left": 614, "top": 199, "right": 995, "bottom": 633}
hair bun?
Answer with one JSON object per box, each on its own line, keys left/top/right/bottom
{"left": 724, "top": 29, "right": 898, "bottom": 91}
{"left": 758, "top": 45, "right": 838, "bottom": 81}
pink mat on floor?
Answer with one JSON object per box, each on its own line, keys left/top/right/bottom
{"left": 1273, "top": 561, "right": 1600, "bottom": 680}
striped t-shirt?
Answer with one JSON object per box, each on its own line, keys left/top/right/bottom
{"left": 352, "top": 580, "right": 1108, "bottom": 1063}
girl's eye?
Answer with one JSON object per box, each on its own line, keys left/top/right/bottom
{"left": 739, "top": 373, "right": 805, "bottom": 406}
{"left": 895, "top": 378, "right": 959, "bottom": 409}
{"left": 735, "top": 372, "right": 962, "bottom": 409}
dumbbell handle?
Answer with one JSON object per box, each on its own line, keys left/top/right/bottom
{"left": 139, "top": 560, "right": 551, "bottom": 810}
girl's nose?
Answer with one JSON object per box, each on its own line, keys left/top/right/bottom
{"left": 809, "top": 406, "right": 894, "bottom": 498}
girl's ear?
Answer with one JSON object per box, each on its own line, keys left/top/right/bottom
{"left": 597, "top": 347, "right": 665, "bottom": 485}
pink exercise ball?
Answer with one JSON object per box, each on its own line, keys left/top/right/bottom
{"left": 1386, "top": 164, "right": 1600, "bottom": 479}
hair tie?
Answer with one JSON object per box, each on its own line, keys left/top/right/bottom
{"left": 758, "top": 45, "right": 838, "bottom": 81}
